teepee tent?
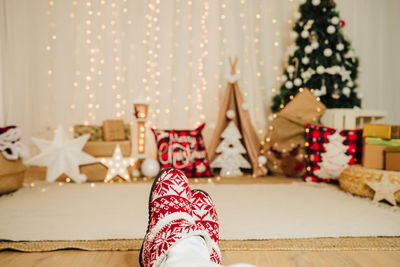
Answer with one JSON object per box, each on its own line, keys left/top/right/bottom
{"left": 208, "top": 57, "right": 267, "bottom": 177}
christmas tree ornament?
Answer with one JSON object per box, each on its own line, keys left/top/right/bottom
{"left": 299, "top": 0, "right": 306, "bottom": 4}
{"left": 301, "top": 30, "right": 309, "bottom": 39}
{"left": 141, "top": 158, "right": 160, "bottom": 178}
{"left": 304, "top": 45, "right": 313, "bottom": 54}
{"left": 312, "top": 0, "right": 321, "bottom": 6}
{"left": 286, "top": 44, "right": 298, "bottom": 57}
{"left": 340, "top": 20, "right": 346, "bottom": 27}
{"left": 316, "top": 65, "right": 325, "bottom": 74}
{"left": 281, "top": 75, "right": 288, "bottom": 82}
{"left": 257, "top": 155, "right": 267, "bottom": 165}
{"left": 327, "top": 25, "right": 336, "bottom": 34}
{"left": 357, "top": 92, "right": 363, "bottom": 99}
{"left": 226, "top": 109, "right": 236, "bottom": 119}
{"left": 331, "top": 91, "right": 340, "bottom": 99}
{"left": 311, "top": 41, "right": 319, "bottom": 49}
{"left": 294, "top": 78, "right": 302, "bottom": 86}
{"left": 287, "top": 65, "right": 295, "bottom": 73}
{"left": 366, "top": 174, "right": 400, "bottom": 206}
{"left": 27, "top": 125, "right": 98, "bottom": 183}
{"left": 331, "top": 16, "right": 339, "bottom": 24}
{"left": 314, "top": 132, "right": 351, "bottom": 179}
{"left": 294, "top": 12, "right": 301, "bottom": 20}
{"left": 285, "top": 81, "right": 293, "bottom": 89}
{"left": 343, "top": 87, "right": 351, "bottom": 97}
{"left": 302, "top": 57, "right": 310, "bottom": 65}
{"left": 210, "top": 121, "right": 251, "bottom": 177}
{"left": 290, "top": 31, "right": 298, "bottom": 39}
{"left": 323, "top": 48, "right": 333, "bottom": 57}
{"left": 102, "top": 144, "right": 132, "bottom": 182}
{"left": 241, "top": 102, "right": 249, "bottom": 110}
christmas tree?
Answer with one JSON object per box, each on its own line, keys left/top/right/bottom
{"left": 314, "top": 131, "right": 351, "bottom": 179}
{"left": 210, "top": 121, "right": 251, "bottom": 177}
{"left": 271, "top": 0, "right": 361, "bottom": 113}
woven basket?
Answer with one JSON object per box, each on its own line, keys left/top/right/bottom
{"left": 0, "top": 154, "right": 26, "bottom": 194}
{"left": 339, "top": 165, "right": 400, "bottom": 202}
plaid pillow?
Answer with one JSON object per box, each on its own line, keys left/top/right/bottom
{"left": 152, "top": 123, "right": 212, "bottom": 177}
{"left": 304, "top": 124, "right": 363, "bottom": 183}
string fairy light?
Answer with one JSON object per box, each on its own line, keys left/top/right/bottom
{"left": 45, "top": 0, "right": 55, "bottom": 132}
{"left": 196, "top": 0, "right": 209, "bottom": 125}
{"left": 111, "top": 0, "right": 123, "bottom": 118}
{"left": 84, "top": 0, "right": 97, "bottom": 124}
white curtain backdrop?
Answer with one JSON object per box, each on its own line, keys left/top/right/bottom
{"left": 1, "top": 0, "right": 400, "bottom": 158}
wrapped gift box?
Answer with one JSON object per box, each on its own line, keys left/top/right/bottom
{"left": 74, "top": 123, "right": 131, "bottom": 141}
{"left": 82, "top": 140, "right": 132, "bottom": 157}
{"left": 363, "top": 123, "right": 400, "bottom": 139}
{"left": 103, "top": 120, "right": 125, "bottom": 141}
{"left": 362, "top": 137, "right": 400, "bottom": 169}
{"left": 384, "top": 147, "right": 400, "bottom": 171}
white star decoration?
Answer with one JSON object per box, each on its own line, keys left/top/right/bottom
{"left": 366, "top": 174, "right": 400, "bottom": 206}
{"left": 101, "top": 145, "right": 132, "bottom": 182}
{"left": 27, "top": 125, "right": 98, "bottom": 183}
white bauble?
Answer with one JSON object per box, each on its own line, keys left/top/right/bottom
{"left": 299, "top": 0, "right": 306, "bottom": 4}
{"left": 343, "top": 87, "right": 351, "bottom": 97}
{"left": 348, "top": 81, "right": 354, "bottom": 87}
{"left": 336, "top": 43, "right": 344, "bottom": 51}
{"left": 302, "top": 57, "right": 310, "bottom": 65}
{"left": 331, "top": 16, "right": 340, "bottom": 24}
{"left": 305, "top": 45, "right": 313, "bottom": 54}
{"left": 226, "top": 109, "right": 236, "bottom": 119}
{"left": 357, "top": 92, "right": 363, "bottom": 99}
{"left": 294, "top": 12, "right": 301, "bottom": 20}
{"left": 242, "top": 102, "right": 249, "bottom": 110}
{"left": 78, "top": 174, "right": 87, "bottom": 183}
{"left": 290, "top": 31, "right": 298, "bottom": 39}
{"left": 294, "top": 78, "right": 302, "bottom": 86}
{"left": 316, "top": 65, "right": 325, "bottom": 74}
{"left": 311, "top": 41, "right": 319, "bottom": 49}
{"left": 323, "top": 48, "right": 333, "bottom": 57}
{"left": 131, "top": 169, "right": 141, "bottom": 177}
{"left": 209, "top": 122, "right": 216, "bottom": 129}
{"left": 258, "top": 155, "right": 267, "bottom": 165}
{"left": 285, "top": 81, "right": 293, "bottom": 89}
{"left": 287, "top": 65, "right": 295, "bottom": 73}
{"left": 281, "top": 75, "right": 288, "bottom": 82}
{"left": 334, "top": 65, "right": 341, "bottom": 74}
{"left": 141, "top": 159, "right": 160, "bottom": 178}
{"left": 327, "top": 25, "right": 336, "bottom": 34}
{"left": 301, "top": 30, "right": 309, "bottom": 39}
{"left": 312, "top": 0, "right": 321, "bottom": 6}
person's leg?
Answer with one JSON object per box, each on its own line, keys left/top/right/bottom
{"left": 191, "top": 189, "right": 222, "bottom": 264}
{"left": 140, "top": 168, "right": 214, "bottom": 267}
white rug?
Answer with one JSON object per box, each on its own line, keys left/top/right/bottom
{"left": 1, "top": 181, "right": 400, "bottom": 242}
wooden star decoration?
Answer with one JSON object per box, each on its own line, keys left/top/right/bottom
{"left": 101, "top": 145, "right": 132, "bottom": 182}
{"left": 366, "top": 173, "right": 400, "bottom": 206}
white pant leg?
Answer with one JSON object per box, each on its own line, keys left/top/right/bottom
{"left": 160, "top": 236, "right": 257, "bottom": 267}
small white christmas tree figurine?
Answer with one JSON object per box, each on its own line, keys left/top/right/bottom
{"left": 210, "top": 121, "right": 251, "bottom": 177}
{"left": 315, "top": 131, "right": 351, "bottom": 179}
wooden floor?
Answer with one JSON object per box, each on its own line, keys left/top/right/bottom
{"left": 1, "top": 250, "right": 400, "bottom": 267}
{"left": 1, "top": 167, "right": 398, "bottom": 266}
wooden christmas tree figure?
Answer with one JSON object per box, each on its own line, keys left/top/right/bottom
{"left": 315, "top": 131, "right": 351, "bottom": 179}
{"left": 208, "top": 57, "right": 267, "bottom": 176}
{"left": 211, "top": 121, "right": 251, "bottom": 177}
